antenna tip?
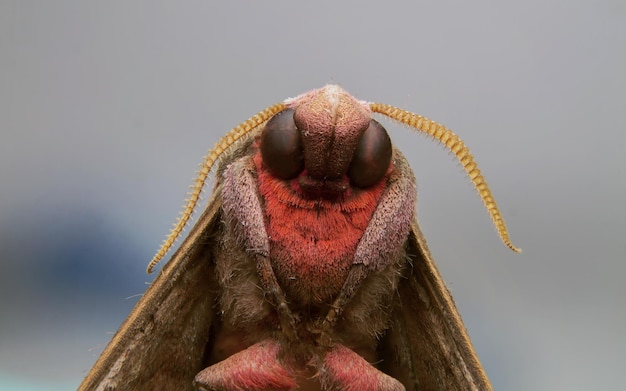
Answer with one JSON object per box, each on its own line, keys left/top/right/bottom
{"left": 508, "top": 243, "right": 522, "bottom": 253}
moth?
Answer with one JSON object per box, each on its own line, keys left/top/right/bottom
{"left": 79, "top": 85, "right": 519, "bottom": 391}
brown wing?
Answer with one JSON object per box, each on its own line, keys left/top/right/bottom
{"left": 379, "top": 223, "right": 493, "bottom": 391}
{"left": 78, "top": 192, "right": 222, "bottom": 391}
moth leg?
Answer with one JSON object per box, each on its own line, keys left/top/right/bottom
{"left": 318, "top": 264, "right": 368, "bottom": 344}
{"left": 320, "top": 344, "right": 405, "bottom": 391}
{"left": 222, "top": 157, "right": 298, "bottom": 340}
{"left": 321, "top": 156, "right": 416, "bottom": 337}
{"left": 256, "top": 254, "right": 298, "bottom": 341}
{"left": 194, "top": 339, "right": 297, "bottom": 391}
{"left": 353, "top": 155, "right": 416, "bottom": 271}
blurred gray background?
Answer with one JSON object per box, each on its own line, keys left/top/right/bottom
{"left": 1, "top": 1, "right": 624, "bottom": 390}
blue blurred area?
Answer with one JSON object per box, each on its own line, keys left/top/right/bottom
{"left": 0, "top": 373, "right": 76, "bottom": 391}
{"left": 0, "top": 204, "right": 149, "bottom": 388}
{"left": 1, "top": 204, "right": 146, "bottom": 300}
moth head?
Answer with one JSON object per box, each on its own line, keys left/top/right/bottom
{"left": 260, "top": 85, "right": 393, "bottom": 196}
{"left": 260, "top": 108, "right": 392, "bottom": 193}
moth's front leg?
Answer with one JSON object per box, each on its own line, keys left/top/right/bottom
{"left": 195, "top": 158, "right": 301, "bottom": 391}
{"left": 315, "top": 264, "right": 368, "bottom": 347}
{"left": 256, "top": 253, "right": 298, "bottom": 341}
{"left": 321, "top": 157, "right": 416, "bottom": 335}
{"left": 312, "top": 157, "right": 415, "bottom": 391}
{"left": 221, "top": 157, "right": 298, "bottom": 339}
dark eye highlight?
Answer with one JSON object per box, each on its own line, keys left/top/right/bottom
{"left": 348, "top": 120, "right": 392, "bottom": 188}
{"left": 260, "top": 109, "right": 304, "bottom": 180}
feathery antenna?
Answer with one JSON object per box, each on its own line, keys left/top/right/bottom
{"left": 370, "top": 103, "right": 521, "bottom": 253}
{"left": 147, "top": 103, "right": 286, "bottom": 273}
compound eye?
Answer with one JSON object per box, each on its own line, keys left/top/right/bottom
{"left": 348, "top": 119, "right": 392, "bottom": 188}
{"left": 260, "top": 109, "right": 304, "bottom": 179}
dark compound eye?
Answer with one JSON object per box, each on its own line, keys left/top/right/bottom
{"left": 348, "top": 119, "right": 392, "bottom": 188}
{"left": 260, "top": 109, "right": 304, "bottom": 180}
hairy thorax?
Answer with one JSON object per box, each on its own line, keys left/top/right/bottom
{"left": 212, "top": 150, "right": 405, "bottom": 362}
{"left": 253, "top": 151, "right": 389, "bottom": 308}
